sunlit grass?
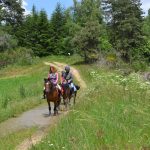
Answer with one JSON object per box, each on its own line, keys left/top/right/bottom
{"left": 0, "top": 55, "right": 81, "bottom": 122}
{"left": 31, "top": 63, "right": 150, "bottom": 150}
{"left": 0, "top": 127, "right": 37, "bottom": 150}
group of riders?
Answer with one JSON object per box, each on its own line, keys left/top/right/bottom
{"left": 43, "top": 65, "right": 78, "bottom": 99}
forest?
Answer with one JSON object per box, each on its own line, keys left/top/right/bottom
{"left": 0, "top": 0, "right": 150, "bottom": 69}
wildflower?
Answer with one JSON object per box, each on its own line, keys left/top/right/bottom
{"left": 49, "top": 143, "right": 54, "bottom": 147}
{"left": 145, "top": 82, "right": 150, "bottom": 85}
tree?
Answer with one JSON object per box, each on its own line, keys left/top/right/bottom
{"left": 71, "top": 0, "right": 106, "bottom": 62}
{"left": 142, "top": 8, "right": 150, "bottom": 61}
{"left": 102, "top": 0, "right": 145, "bottom": 62}
{"left": 16, "top": 6, "right": 50, "bottom": 56}
{"left": 49, "top": 3, "right": 67, "bottom": 55}
{"left": 73, "top": 0, "right": 103, "bottom": 25}
{"left": 72, "top": 19, "right": 102, "bottom": 62}
{"left": 0, "top": 29, "right": 17, "bottom": 52}
{"left": 35, "top": 9, "right": 50, "bottom": 56}
{"left": 0, "top": 0, "right": 25, "bottom": 27}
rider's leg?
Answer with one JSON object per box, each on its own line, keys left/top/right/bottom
{"left": 70, "top": 83, "right": 77, "bottom": 92}
{"left": 56, "top": 84, "right": 63, "bottom": 96}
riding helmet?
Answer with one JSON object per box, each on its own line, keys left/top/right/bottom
{"left": 65, "top": 66, "right": 70, "bottom": 72}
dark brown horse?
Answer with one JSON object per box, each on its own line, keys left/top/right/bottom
{"left": 44, "top": 78, "right": 61, "bottom": 115}
{"left": 61, "top": 83, "right": 79, "bottom": 108}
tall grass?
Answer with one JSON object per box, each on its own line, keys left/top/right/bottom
{"left": 0, "top": 127, "right": 37, "bottom": 150}
{"left": 0, "top": 63, "right": 48, "bottom": 122}
{"left": 31, "top": 64, "right": 150, "bottom": 150}
{"left": 0, "top": 55, "right": 81, "bottom": 122}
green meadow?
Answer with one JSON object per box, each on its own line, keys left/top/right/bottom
{"left": 0, "top": 56, "right": 149, "bottom": 149}
{"left": 31, "top": 58, "right": 150, "bottom": 150}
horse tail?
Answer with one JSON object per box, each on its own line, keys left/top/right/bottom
{"left": 75, "top": 85, "right": 80, "bottom": 90}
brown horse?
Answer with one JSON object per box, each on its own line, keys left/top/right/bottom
{"left": 44, "top": 78, "right": 61, "bottom": 115}
{"left": 61, "top": 83, "right": 79, "bottom": 108}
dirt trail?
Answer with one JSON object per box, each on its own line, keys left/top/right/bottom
{"left": 52, "top": 62, "right": 87, "bottom": 88}
{"left": 0, "top": 62, "right": 86, "bottom": 150}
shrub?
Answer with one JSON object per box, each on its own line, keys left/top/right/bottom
{"left": 105, "top": 53, "right": 117, "bottom": 68}
{"left": 0, "top": 31, "right": 18, "bottom": 52}
{"left": 14, "top": 47, "right": 34, "bottom": 65}
{"left": 131, "top": 61, "right": 148, "bottom": 72}
{"left": 0, "top": 47, "right": 34, "bottom": 69}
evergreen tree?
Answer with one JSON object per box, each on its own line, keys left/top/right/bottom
{"left": 72, "top": 0, "right": 105, "bottom": 62}
{"left": 73, "top": 19, "right": 102, "bottom": 62}
{"left": 0, "top": 0, "right": 25, "bottom": 27}
{"left": 16, "top": 5, "right": 39, "bottom": 48}
{"left": 142, "top": 9, "right": 150, "bottom": 61}
{"left": 102, "top": 0, "right": 145, "bottom": 62}
{"left": 16, "top": 6, "right": 50, "bottom": 56}
{"left": 143, "top": 8, "right": 150, "bottom": 38}
{"left": 73, "top": 0, "right": 103, "bottom": 25}
{"left": 49, "top": 3, "right": 67, "bottom": 55}
{"left": 35, "top": 9, "right": 50, "bottom": 56}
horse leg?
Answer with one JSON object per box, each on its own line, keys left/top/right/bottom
{"left": 47, "top": 100, "right": 51, "bottom": 116}
{"left": 73, "top": 92, "right": 77, "bottom": 105}
{"left": 57, "top": 98, "right": 61, "bottom": 111}
{"left": 54, "top": 102, "right": 58, "bottom": 116}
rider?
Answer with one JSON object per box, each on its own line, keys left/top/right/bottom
{"left": 61, "top": 66, "right": 77, "bottom": 93}
{"left": 43, "top": 65, "right": 61, "bottom": 99}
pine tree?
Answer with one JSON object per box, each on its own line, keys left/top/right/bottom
{"left": 16, "top": 6, "right": 50, "bottom": 56}
{"left": 72, "top": 0, "right": 104, "bottom": 62}
{"left": 102, "top": 0, "right": 145, "bottom": 62}
{"left": 0, "top": 0, "right": 24, "bottom": 27}
{"left": 35, "top": 9, "right": 50, "bottom": 56}
{"left": 73, "top": 19, "right": 102, "bottom": 62}
{"left": 49, "top": 3, "right": 67, "bottom": 55}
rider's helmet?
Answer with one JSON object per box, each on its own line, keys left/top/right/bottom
{"left": 65, "top": 66, "right": 70, "bottom": 73}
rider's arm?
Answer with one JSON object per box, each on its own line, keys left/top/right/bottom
{"left": 67, "top": 73, "right": 73, "bottom": 83}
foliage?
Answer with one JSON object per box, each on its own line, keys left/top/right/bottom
{"left": 0, "top": 0, "right": 149, "bottom": 66}
{"left": 102, "top": 0, "right": 145, "bottom": 62}
{"left": 0, "top": 0, "right": 24, "bottom": 27}
{"left": 49, "top": 3, "right": 68, "bottom": 55}
{"left": 71, "top": 0, "right": 109, "bottom": 62}
{"left": 72, "top": 20, "right": 102, "bottom": 62}
{"left": 0, "top": 29, "right": 17, "bottom": 52}
{"left": 131, "top": 60, "right": 148, "bottom": 72}
{"left": 15, "top": 6, "right": 50, "bottom": 56}
{"left": 0, "top": 47, "right": 34, "bottom": 68}
{"left": 31, "top": 61, "right": 150, "bottom": 150}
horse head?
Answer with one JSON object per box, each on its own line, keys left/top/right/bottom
{"left": 44, "top": 78, "right": 53, "bottom": 93}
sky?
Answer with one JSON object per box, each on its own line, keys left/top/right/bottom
{"left": 22, "top": 0, "right": 150, "bottom": 17}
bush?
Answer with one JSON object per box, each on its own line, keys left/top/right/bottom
{"left": 0, "top": 31, "right": 18, "bottom": 52}
{"left": 0, "top": 47, "right": 34, "bottom": 69}
{"left": 14, "top": 47, "right": 34, "bottom": 65}
{"left": 131, "top": 61, "right": 148, "bottom": 72}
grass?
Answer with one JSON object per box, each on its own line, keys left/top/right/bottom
{"left": 0, "top": 66, "right": 46, "bottom": 122}
{"left": 0, "top": 127, "right": 37, "bottom": 150}
{"left": 0, "top": 55, "right": 150, "bottom": 149}
{"left": 30, "top": 62, "right": 150, "bottom": 150}
{"left": 0, "top": 55, "right": 82, "bottom": 122}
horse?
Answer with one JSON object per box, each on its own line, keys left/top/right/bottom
{"left": 61, "top": 82, "right": 80, "bottom": 108}
{"left": 44, "top": 78, "right": 61, "bottom": 116}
